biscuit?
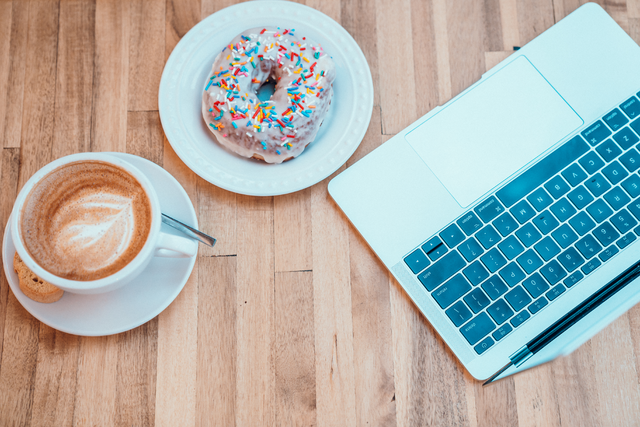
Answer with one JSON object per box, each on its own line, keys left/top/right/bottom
{"left": 13, "top": 253, "right": 64, "bottom": 303}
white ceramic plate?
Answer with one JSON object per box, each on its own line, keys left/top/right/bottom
{"left": 158, "top": 0, "right": 373, "bottom": 196}
{"left": 2, "top": 154, "right": 198, "bottom": 336}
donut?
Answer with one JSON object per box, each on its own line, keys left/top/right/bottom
{"left": 202, "top": 27, "right": 336, "bottom": 164}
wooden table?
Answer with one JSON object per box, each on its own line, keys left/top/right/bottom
{"left": 1, "top": 0, "right": 640, "bottom": 425}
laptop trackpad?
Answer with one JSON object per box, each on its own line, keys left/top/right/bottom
{"left": 405, "top": 56, "right": 583, "bottom": 208}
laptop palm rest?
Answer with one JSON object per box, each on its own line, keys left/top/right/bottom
{"left": 405, "top": 56, "right": 584, "bottom": 208}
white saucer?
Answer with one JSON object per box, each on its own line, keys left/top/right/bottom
{"left": 158, "top": 0, "right": 374, "bottom": 196}
{"left": 2, "top": 153, "right": 198, "bottom": 336}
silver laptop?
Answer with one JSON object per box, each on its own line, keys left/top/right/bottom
{"left": 328, "top": 3, "right": 640, "bottom": 382}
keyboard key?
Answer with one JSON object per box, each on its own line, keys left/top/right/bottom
{"left": 613, "top": 211, "right": 637, "bottom": 235}
{"left": 505, "top": 285, "right": 533, "bottom": 312}
{"left": 628, "top": 198, "right": 640, "bottom": 221}
{"left": 603, "top": 108, "right": 629, "bottom": 132}
{"left": 432, "top": 274, "right": 472, "bottom": 309}
{"left": 527, "top": 188, "right": 554, "bottom": 212}
{"left": 587, "top": 198, "right": 614, "bottom": 223}
{"left": 464, "top": 288, "right": 491, "bottom": 313}
{"left": 404, "top": 249, "right": 431, "bottom": 274}
{"left": 529, "top": 297, "right": 549, "bottom": 314}
{"left": 584, "top": 173, "right": 612, "bottom": 197}
{"left": 511, "top": 311, "right": 531, "bottom": 328}
{"left": 457, "top": 212, "right": 483, "bottom": 235}
{"left": 540, "top": 260, "right": 567, "bottom": 285}
{"left": 549, "top": 198, "right": 577, "bottom": 222}
{"left": 614, "top": 127, "right": 640, "bottom": 150}
{"left": 516, "top": 249, "right": 543, "bottom": 274}
{"left": 511, "top": 200, "right": 537, "bottom": 224}
{"left": 621, "top": 174, "right": 640, "bottom": 198}
{"left": 474, "top": 196, "right": 505, "bottom": 223}
{"left": 616, "top": 232, "right": 636, "bottom": 249}
{"left": 463, "top": 261, "right": 490, "bottom": 286}
{"left": 632, "top": 117, "right": 640, "bottom": 136}
{"left": 476, "top": 225, "right": 501, "bottom": 249}
{"left": 551, "top": 224, "right": 579, "bottom": 248}
{"left": 604, "top": 187, "right": 631, "bottom": 211}
{"left": 516, "top": 223, "right": 543, "bottom": 247}
{"left": 593, "top": 222, "right": 620, "bottom": 246}
{"left": 480, "top": 248, "right": 508, "bottom": 273}
{"left": 620, "top": 149, "right": 640, "bottom": 173}
{"left": 493, "top": 324, "right": 513, "bottom": 341}
{"left": 581, "top": 258, "right": 601, "bottom": 274}
{"left": 635, "top": 224, "right": 640, "bottom": 235}
{"left": 575, "top": 234, "right": 602, "bottom": 259}
{"left": 487, "top": 299, "right": 515, "bottom": 324}
{"left": 569, "top": 211, "right": 596, "bottom": 236}
{"left": 533, "top": 210, "right": 560, "bottom": 234}
{"left": 474, "top": 336, "right": 495, "bottom": 355}
{"left": 579, "top": 152, "right": 606, "bottom": 175}
{"left": 545, "top": 175, "right": 571, "bottom": 198}
{"left": 498, "top": 235, "right": 525, "bottom": 260}
{"left": 522, "top": 273, "right": 550, "bottom": 298}
{"left": 425, "top": 242, "right": 448, "bottom": 261}
{"left": 418, "top": 251, "right": 466, "bottom": 291}
{"left": 445, "top": 301, "right": 473, "bottom": 327}
{"left": 481, "top": 276, "right": 509, "bottom": 300}
{"left": 557, "top": 247, "right": 585, "bottom": 272}
{"left": 440, "top": 224, "right": 465, "bottom": 248}
{"left": 493, "top": 212, "right": 519, "bottom": 237}
{"left": 535, "top": 236, "right": 561, "bottom": 261}
{"left": 562, "top": 163, "right": 588, "bottom": 186}
{"left": 496, "top": 135, "right": 589, "bottom": 207}
{"left": 459, "top": 237, "right": 484, "bottom": 262}
{"left": 596, "top": 139, "right": 622, "bottom": 162}
{"left": 564, "top": 271, "right": 584, "bottom": 288}
{"left": 460, "top": 312, "right": 496, "bottom": 345}
{"left": 546, "top": 284, "right": 566, "bottom": 301}
{"left": 599, "top": 245, "right": 619, "bottom": 262}
{"left": 499, "top": 262, "right": 526, "bottom": 287}
{"left": 620, "top": 96, "right": 640, "bottom": 120}
{"left": 603, "top": 161, "right": 629, "bottom": 185}
{"left": 582, "top": 120, "right": 612, "bottom": 146}
{"left": 422, "top": 236, "right": 445, "bottom": 259}
{"left": 568, "top": 185, "right": 594, "bottom": 209}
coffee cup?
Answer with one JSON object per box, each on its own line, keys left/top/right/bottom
{"left": 10, "top": 153, "right": 197, "bottom": 295}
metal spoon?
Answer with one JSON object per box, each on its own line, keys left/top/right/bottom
{"left": 161, "top": 213, "right": 216, "bottom": 247}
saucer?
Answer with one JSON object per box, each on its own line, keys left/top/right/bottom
{"left": 2, "top": 153, "right": 198, "bottom": 336}
{"left": 158, "top": 0, "right": 374, "bottom": 196}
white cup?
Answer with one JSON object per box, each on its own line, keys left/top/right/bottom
{"left": 10, "top": 153, "right": 198, "bottom": 295}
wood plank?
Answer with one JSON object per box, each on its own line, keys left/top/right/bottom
{"left": 201, "top": 0, "right": 237, "bottom": 18}
{"left": 275, "top": 271, "right": 317, "bottom": 426}
{"left": 0, "top": 1, "right": 14, "bottom": 148}
{"left": 630, "top": 0, "right": 640, "bottom": 19}
{"left": 51, "top": 0, "right": 95, "bottom": 157}
{"left": 513, "top": 364, "right": 561, "bottom": 427}
{"left": 484, "top": 0, "right": 504, "bottom": 52}
{"left": 446, "top": 0, "right": 486, "bottom": 98}
{"left": 166, "top": 0, "right": 201, "bottom": 59}
{"left": 431, "top": 0, "right": 453, "bottom": 103}
{"left": 18, "top": 0, "right": 60, "bottom": 189}
{"left": 484, "top": 51, "right": 513, "bottom": 71}
{"left": 516, "top": 0, "right": 554, "bottom": 44}
{"left": 73, "top": 336, "right": 119, "bottom": 426}
{"left": 349, "top": 230, "right": 396, "bottom": 426}
{"left": 375, "top": 0, "right": 418, "bottom": 133}
{"left": 30, "top": 328, "right": 80, "bottom": 427}
{"left": 196, "top": 256, "right": 237, "bottom": 427}
{"left": 196, "top": 180, "right": 237, "bottom": 257}
{"left": 631, "top": 18, "right": 640, "bottom": 45}
{"left": 499, "top": 0, "right": 520, "bottom": 49}
{"left": 274, "top": 189, "right": 312, "bottom": 273}
{"left": 347, "top": 106, "right": 382, "bottom": 167}
{"left": 235, "top": 195, "right": 275, "bottom": 426}
{"left": 91, "top": 0, "right": 129, "bottom": 153}
{"left": 128, "top": 0, "right": 165, "bottom": 112}
{"left": 340, "top": 0, "right": 381, "bottom": 106}
{"left": 311, "top": 172, "right": 357, "bottom": 427}
{"left": 126, "top": 111, "right": 164, "bottom": 165}
{"left": 114, "top": 320, "right": 158, "bottom": 426}
{"left": 410, "top": 0, "right": 442, "bottom": 117}
{"left": 0, "top": 0, "right": 29, "bottom": 149}
{"left": 306, "top": 0, "right": 340, "bottom": 22}
{"left": 474, "top": 377, "right": 519, "bottom": 427}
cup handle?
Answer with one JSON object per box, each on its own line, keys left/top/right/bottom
{"left": 154, "top": 231, "right": 198, "bottom": 258}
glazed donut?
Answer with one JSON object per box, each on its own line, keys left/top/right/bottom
{"left": 202, "top": 26, "right": 336, "bottom": 164}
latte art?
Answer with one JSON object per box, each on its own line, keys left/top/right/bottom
{"left": 20, "top": 161, "right": 152, "bottom": 281}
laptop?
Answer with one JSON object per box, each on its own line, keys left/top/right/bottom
{"left": 328, "top": 3, "right": 640, "bottom": 382}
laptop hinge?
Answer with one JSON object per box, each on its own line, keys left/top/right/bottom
{"left": 510, "top": 345, "right": 533, "bottom": 367}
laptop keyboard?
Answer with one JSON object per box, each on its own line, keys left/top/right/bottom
{"left": 404, "top": 90, "right": 640, "bottom": 355}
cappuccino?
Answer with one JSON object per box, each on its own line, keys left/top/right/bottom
{"left": 20, "top": 161, "right": 152, "bottom": 281}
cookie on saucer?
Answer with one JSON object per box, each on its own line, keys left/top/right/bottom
{"left": 13, "top": 253, "right": 64, "bottom": 303}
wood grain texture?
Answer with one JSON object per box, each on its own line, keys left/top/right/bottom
{"left": 2, "top": 0, "right": 640, "bottom": 425}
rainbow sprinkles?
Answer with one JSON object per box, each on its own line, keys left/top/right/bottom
{"left": 201, "top": 26, "right": 336, "bottom": 164}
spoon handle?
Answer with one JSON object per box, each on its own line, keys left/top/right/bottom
{"left": 161, "top": 213, "right": 216, "bottom": 247}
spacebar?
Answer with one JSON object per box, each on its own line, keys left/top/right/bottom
{"left": 496, "top": 135, "right": 590, "bottom": 208}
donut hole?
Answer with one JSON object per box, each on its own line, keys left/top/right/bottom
{"left": 256, "top": 78, "right": 277, "bottom": 102}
